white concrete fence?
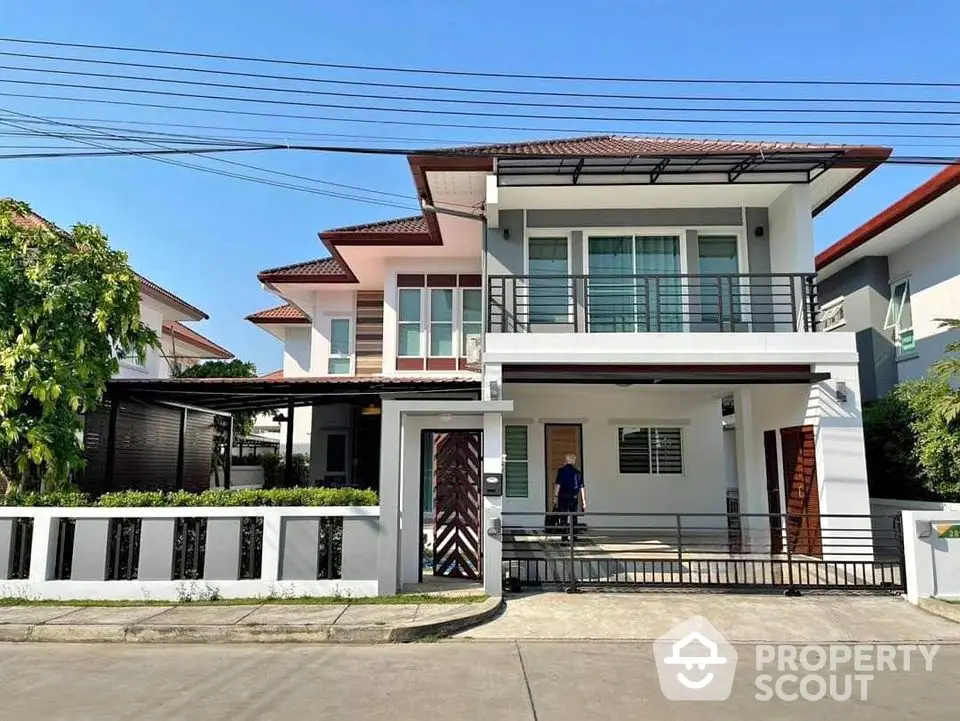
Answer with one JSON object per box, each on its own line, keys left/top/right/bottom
{"left": 0, "top": 506, "right": 380, "bottom": 601}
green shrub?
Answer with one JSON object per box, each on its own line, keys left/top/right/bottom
{"left": 0, "top": 487, "right": 377, "bottom": 508}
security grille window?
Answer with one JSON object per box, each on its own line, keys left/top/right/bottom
{"left": 504, "top": 425, "right": 529, "bottom": 497}
{"left": 820, "top": 297, "right": 845, "bottom": 331}
{"left": 884, "top": 278, "right": 915, "bottom": 357}
{"left": 327, "top": 318, "right": 352, "bottom": 374}
{"left": 618, "top": 427, "right": 683, "bottom": 474}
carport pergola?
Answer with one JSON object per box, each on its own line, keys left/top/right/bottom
{"left": 91, "top": 377, "right": 480, "bottom": 492}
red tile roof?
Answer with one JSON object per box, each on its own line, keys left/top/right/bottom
{"left": 435, "top": 134, "right": 857, "bottom": 157}
{"left": 246, "top": 304, "right": 311, "bottom": 323}
{"left": 136, "top": 273, "right": 207, "bottom": 321}
{"left": 260, "top": 369, "right": 283, "bottom": 379}
{"left": 6, "top": 201, "right": 209, "bottom": 321}
{"left": 258, "top": 257, "right": 348, "bottom": 282}
{"left": 323, "top": 215, "right": 427, "bottom": 234}
{"left": 817, "top": 163, "right": 960, "bottom": 271}
{"left": 162, "top": 321, "right": 233, "bottom": 359}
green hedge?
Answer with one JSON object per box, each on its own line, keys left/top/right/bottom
{"left": 0, "top": 487, "right": 378, "bottom": 508}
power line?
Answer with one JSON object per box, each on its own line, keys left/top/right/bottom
{"left": 10, "top": 76, "right": 960, "bottom": 127}
{"left": 3, "top": 36, "right": 960, "bottom": 89}
{"left": 14, "top": 88, "right": 960, "bottom": 143}
{"left": 0, "top": 109, "right": 421, "bottom": 210}
{"left": 9, "top": 110, "right": 960, "bottom": 145}
{"left": 8, "top": 62, "right": 960, "bottom": 117}
{"left": 7, "top": 48, "right": 960, "bottom": 106}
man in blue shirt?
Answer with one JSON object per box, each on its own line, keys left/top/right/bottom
{"left": 553, "top": 453, "right": 586, "bottom": 534}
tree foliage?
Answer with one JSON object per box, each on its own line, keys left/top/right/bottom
{"left": 930, "top": 317, "right": 960, "bottom": 424}
{"left": 0, "top": 200, "right": 157, "bottom": 492}
{"left": 174, "top": 358, "right": 259, "bottom": 436}
{"left": 863, "top": 377, "right": 960, "bottom": 501}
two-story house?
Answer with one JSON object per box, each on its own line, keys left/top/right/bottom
{"left": 246, "top": 135, "right": 891, "bottom": 594}
{"left": 817, "top": 163, "right": 960, "bottom": 402}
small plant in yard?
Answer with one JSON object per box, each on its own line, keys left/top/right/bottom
{"left": 0, "top": 487, "right": 378, "bottom": 507}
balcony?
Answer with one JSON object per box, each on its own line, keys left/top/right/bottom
{"left": 487, "top": 273, "right": 819, "bottom": 334}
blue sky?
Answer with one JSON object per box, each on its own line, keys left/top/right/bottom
{"left": 1, "top": 0, "right": 956, "bottom": 372}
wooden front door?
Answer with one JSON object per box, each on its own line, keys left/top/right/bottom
{"left": 763, "top": 430, "right": 784, "bottom": 554}
{"left": 432, "top": 431, "right": 482, "bottom": 579}
{"left": 780, "top": 425, "right": 822, "bottom": 558}
{"left": 544, "top": 424, "right": 583, "bottom": 510}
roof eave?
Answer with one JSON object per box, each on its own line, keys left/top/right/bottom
{"left": 816, "top": 159, "right": 960, "bottom": 271}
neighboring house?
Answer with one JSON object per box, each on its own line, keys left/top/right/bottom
{"left": 246, "top": 134, "right": 889, "bottom": 567}
{"left": 119, "top": 273, "right": 233, "bottom": 379}
{"left": 817, "top": 164, "right": 960, "bottom": 402}
{"left": 8, "top": 203, "right": 232, "bottom": 379}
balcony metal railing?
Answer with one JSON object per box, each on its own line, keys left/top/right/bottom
{"left": 487, "top": 273, "right": 819, "bottom": 334}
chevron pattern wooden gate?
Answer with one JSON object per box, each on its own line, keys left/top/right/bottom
{"left": 432, "top": 431, "right": 482, "bottom": 580}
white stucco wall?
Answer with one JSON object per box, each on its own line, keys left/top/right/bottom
{"left": 309, "top": 290, "right": 356, "bottom": 376}
{"left": 280, "top": 326, "right": 313, "bottom": 455}
{"left": 768, "top": 184, "right": 815, "bottom": 275}
{"left": 116, "top": 302, "right": 169, "bottom": 379}
{"left": 500, "top": 384, "right": 726, "bottom": 528}
{"left": 888, "top": 214, "right": 960, "bottom": 382}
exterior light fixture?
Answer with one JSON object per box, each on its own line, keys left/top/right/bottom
{"left": 835, "top": 381, "right": 848, "bottom": 404}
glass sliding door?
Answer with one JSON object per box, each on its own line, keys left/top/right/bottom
{"left": 527, "top": 237, "right": 569, "bottom": 325}
{"left": 587, "top": 236, "right": 635, "bottom": 332}
{"left": 635, "top": 235, "right": 681, "bottom": 332}
{"left": 697, "top": 236, "right": 740, "bottom": 329}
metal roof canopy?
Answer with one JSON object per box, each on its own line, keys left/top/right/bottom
{"left": 495, "top": 150, "right": 847, "bottom": 187}
{"left": 502, "top": 364, "right": 830, "bottom": 385}
{"left": 106, "top": 377, "right": 481, "bottom": 412}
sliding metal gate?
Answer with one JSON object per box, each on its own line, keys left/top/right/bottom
{"left": 501, "top": 512, "right": 905, "bottom": 593}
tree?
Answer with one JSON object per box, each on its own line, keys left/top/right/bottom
{"left": 0, "top": 199, "right": 157, "bottom": 492}
{"left": 174, "top": 359, "right": 259, "bottom": 436}
{"left": 930, "top": 317, "right": 960, "bottom": 423}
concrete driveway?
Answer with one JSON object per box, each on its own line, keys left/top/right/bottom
{"left": 457, "top": 592, "right": 960, "bottom": 643}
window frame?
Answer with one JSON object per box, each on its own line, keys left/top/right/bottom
{"left": 396, "top": 282, "right": 482, "bottom": 361}
{"left": 819, "top": 296, "right": 846, "bottom": 331}
{"left": 118, "top": 343, "right": 146, "bottom": 370}
{"left": 523, "top": 233, "right": 574, "bottom": 325}
{"left": 617, "top": 425, "right": 684, "bottom": 475}
{"left": 504, "top": 425, "right": 530, "bottom": 498}
{"left": 884, "top": 277, "right": 916, "bottom": 359}
{"left": 427, "top": 287, "right": 456, "bottom": 358}
{"left": 327, "top": 316, "right": 354, "bottom": 375}
{"left": 396, "top": 287, "right": 423, "bottom": 358}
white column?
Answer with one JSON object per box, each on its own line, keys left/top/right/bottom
{"left": 381, "top": 269, "right": 398, "bottom": 374}
{"left": 768, "top": 184, "right": 815, "bottom": 332}
{"left": 376, "top": 400, "right": 401, "bottom": 595}
{"left": 482, "top": 362, "right": 502, "bottom": 401}
{"left": 28, "top": 510, "right": 56, "bottom": 581}
{"left": 811, "top": 362, "right": 873, "bottom": 560}
{"left": 482, "top": 411, "right": 504, "bottom": 596}
{"left": 260, "top": 509, "right": 282, "bottom": 584}
{"left": 733, "top": 386, "right": 769, "bottom": 551}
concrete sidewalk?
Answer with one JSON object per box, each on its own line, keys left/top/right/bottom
{"left": 458, "top": 592, "right": 960, "bottom": 643}
{"left": 0, "top": 597, "right": 501, "bottom": 643}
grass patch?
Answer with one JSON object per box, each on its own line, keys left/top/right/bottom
{"left": 0, "top": 593, "right": 487, "bottom": 608}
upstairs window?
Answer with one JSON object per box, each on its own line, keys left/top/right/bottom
{"left": 429, "top": 289, "right": 454, "bottom": 357}
{"left": 327, "top": 318, "right": 352, "bottom": 374}
{"left": 461, "top": 289, "right": 483, "bottom": 357}
{"left": 504, "top": 425, "right": 529, "bottom": 497}
{"left": 820, "top": 297, "right": 845, "bottom": 331}
{"left": 884, "top": 278, "right": 915, "bottom": 357}
{"left": 397, "top": 289, "right": 422, "bottom": 357}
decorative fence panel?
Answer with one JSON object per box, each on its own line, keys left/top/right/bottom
{"left": 0, "top": 507, "right": 380, "bottom": 600}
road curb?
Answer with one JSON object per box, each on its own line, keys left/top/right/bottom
{"left": 0, "top": 598, "right": 502, "bottom": 644}
{"left": 918, "top": 598, "right": 960, "bottom": 625}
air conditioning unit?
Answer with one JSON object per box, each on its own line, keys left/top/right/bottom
{"left": 465, "top": 335, "right": 482, "bottom": 365}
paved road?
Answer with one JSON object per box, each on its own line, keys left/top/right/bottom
{"left": 2, "top": 640, "right": 957, "bottom": 720}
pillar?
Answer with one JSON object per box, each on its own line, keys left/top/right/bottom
{"left": 733, "top": 386, "right": 770, "bottom": 551}
{"left": 284, "top": 397, "right": 295, "bottom": 487}
{"left": 376, "top": 400, "right": 401, "bottom": 595}
{"left": 811, "top": 362, "right": 873, "bottom": 560}
{"left": 482, "top": 411, "right": 504, "bottom": 596}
